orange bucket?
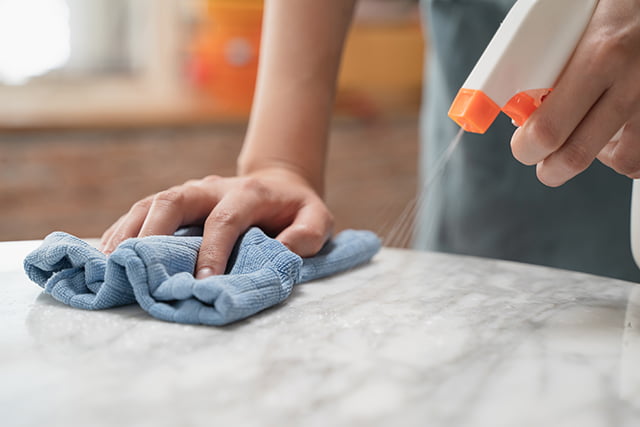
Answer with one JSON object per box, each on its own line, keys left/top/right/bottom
{"left": 193, "top": 0, "right": 264, "bottom": 114}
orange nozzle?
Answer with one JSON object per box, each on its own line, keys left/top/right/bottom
{"left": 502, "top": 88, "right": 551, "bottom": 127}
{"left": 448, "top": 89, "right": 501, "bottom": 134}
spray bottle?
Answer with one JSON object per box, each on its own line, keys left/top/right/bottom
{"left": 448, "top": 0, "right": 640, "bottom": 270}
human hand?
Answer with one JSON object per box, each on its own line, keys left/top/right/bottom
{"left": 99, "top": 169, "right": 334, "bottom": 278}
{"left": 510, "top": 0, "right": 640, "bottom": 186}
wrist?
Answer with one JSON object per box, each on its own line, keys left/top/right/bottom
{"left": 238, "top": 91, "right": 330, "bottom": 195}
{"left": 237, "top": 156, "right": 325, "bottom": 196}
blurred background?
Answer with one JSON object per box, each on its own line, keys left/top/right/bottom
{"left": 0, "top": 0, "right": 424, "bottom": 243}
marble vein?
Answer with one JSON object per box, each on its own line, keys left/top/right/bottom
{"left": 1, "top": 241, "right": 640, "bottom": 427}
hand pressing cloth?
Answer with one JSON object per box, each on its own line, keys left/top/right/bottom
{"left": 24, "top": 227, "right": 381, "bottom": 325}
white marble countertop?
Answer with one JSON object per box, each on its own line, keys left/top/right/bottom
{"left": 2, "top": 239, "right": 640, "bottom": 427}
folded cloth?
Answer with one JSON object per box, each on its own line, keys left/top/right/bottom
{"left": 24, "top": 227, "right": 381, "bottom": 325}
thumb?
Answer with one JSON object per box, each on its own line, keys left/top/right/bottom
{"left": 276, "top": 203, "right": 333, "bottom": 258}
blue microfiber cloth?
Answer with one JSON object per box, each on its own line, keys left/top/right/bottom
{"left": 23, "top": 227, "right": 381, "bottom": 325}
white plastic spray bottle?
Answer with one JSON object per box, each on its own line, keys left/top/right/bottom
{"left": 448, "top": 0, "right": 640, "bottom": 270}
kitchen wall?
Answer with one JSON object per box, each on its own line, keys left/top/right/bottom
{"left": 0, "top": 0, "right": 424, "bottom": 246}
{"left": 0, "top": 120, "right": 418, "bottom": 244}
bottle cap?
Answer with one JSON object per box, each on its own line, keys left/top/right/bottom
{"left": 448, "top": 89, "right": 501, "bottom": 134}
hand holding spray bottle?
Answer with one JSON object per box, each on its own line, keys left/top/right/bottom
{"left": 447, "top": 0, "right": 639, "bottom": 270}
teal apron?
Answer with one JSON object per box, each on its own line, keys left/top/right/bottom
{"left": 416, "top": 0, "right": 640, "bottom": 281}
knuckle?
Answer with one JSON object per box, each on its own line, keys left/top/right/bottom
{"left": 609, "top": 97, "right": 629, "bottom": 118}
{"left": 607, "top": 82, "right": 635, "bottom": 116}
{"left": 600, "top": 27, "right": 636, "bottom": 58}
{"left": 131, "top": 197, "right": 153, "bottom": 211}
{"left": 611, "top": 153, "right": 640, "bottom": 176}
{"left": 183, "top": 178, "right": 200, "bottom": 187}
{"left": 586, "top": 40, "right": 615, "bottom": 76}
{"left": 560, "top": 143, "right": 593, "bottom": 175}
{"left": 239, "top": 176, "right": 268, "bottom": 197}
{"left": 207, "top": 209, "right": 240, "bottom": 228}
{"left": 153, "top": 189, "right": 184, "bottom": 208}
{"left": 588, "top": 26, "right": 639, "bottom": 75}
{"left": 202, "top": 175, "right": 222, "bottom": 184}
{"left": 528, "top": 117, "right": 561, "bottom": 152}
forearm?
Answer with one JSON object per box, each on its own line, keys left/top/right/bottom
{"left": 238, "top": 0, "right": 357, "bottom": 195}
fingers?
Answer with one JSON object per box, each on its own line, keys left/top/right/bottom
{"left": 99, "top": 216, "right": 122, "bottom": 250}
{"left": 99, "top": 173, "right": 333, "bottom": 281}
{"left": 195, "top": 179, "right": 269, "bottom": 277}
{"left": 99, "top": 176, "right": 224, "bottom": 254}
{"left": 510, "top": 40, "right": 609, "bottom": 166}
{"left": 100, "top": 197, "right": 153, "bottom": 254}
{"left": 510, "top": 0, "right": 640, "bottom": 185}
{"left": 194, "top": 178, "right": 334, "bottom": 276}
{"left": 137, "top": 183, "right": 220, "bottom": 238}
{"left": 276, "top": 201, "right": 334, "bottom": 257}
{"left": 534, "top": 88, "right": 628, "bottom": 187}
{"left": 598, "top": 118, "right": 640, "bottom": 178}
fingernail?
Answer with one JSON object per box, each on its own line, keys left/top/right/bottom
{"left": 196, "top": 267, "right": 215, "bottom": 279}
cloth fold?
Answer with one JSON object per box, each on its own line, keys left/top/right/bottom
{"left": 24, "top": 227, "right": 381, "bottom": 325}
